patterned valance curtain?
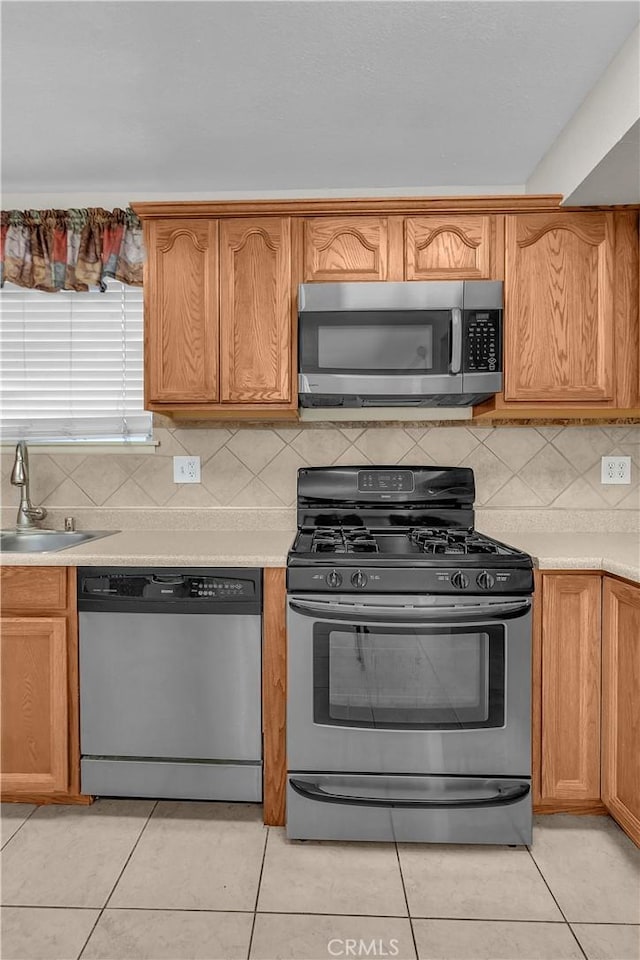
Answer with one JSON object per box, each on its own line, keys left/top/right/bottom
{"left": 0, "top": 207, "right": 144, "bottom": 292}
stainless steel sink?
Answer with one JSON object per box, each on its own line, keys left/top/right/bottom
{"left": 0, "top": 529, "right": 117, "bottom": 554}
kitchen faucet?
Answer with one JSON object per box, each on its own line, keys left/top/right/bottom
{"left": 10, "top": 440, "right": 47, "bottom": 530}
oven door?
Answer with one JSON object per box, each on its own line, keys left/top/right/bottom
{"left": 287, "top": 594, "right": 531, "bottom": 778}
{"left": 298, "top": 309, "right": 462, "bottom": 397}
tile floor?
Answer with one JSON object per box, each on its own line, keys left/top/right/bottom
{"left": 1, "top": 802, "right": 638, "bottom": 960}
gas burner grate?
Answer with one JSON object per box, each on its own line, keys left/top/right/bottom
{"left": 410, "top": 528, "right": 502, "bottom": 556}
{"left": 311, "top": 527, "right": 379, "bottom": 554}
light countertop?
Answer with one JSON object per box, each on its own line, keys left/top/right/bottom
{"left": 1, "top": 528, "right": 638, "bottom": 583}
{"left": 0, "top": 529, "right": 296, "bottom": 569}
{"left": 481, "top": 530, "right": 640, "bottom": 584}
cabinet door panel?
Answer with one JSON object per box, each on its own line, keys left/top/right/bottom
{"left": 505, "top": 213, "right": 614, "bottom": 402}
{"left": 405, "top": 215, "right": 494, "bottom": 279}
{"left": 1, "top": 567, "right": 66, "bottom": 611}
{"left": 146, "top": 219, "right": 218, "bottom": 403}
{"left": 220, "top": 218, "right": 292, "bottom": 403}
{"left": 1, "top": 617, "right": 68, "bottom": 795}
{"left": 303, "top": 217, "right": 389, "bottom": 281}
{"left": 613, "top": 211, "right": 639, "bottom": 409}
{"left": 603, "top": 578, "right": 640, "bottom": 846}
{"left": 541, "top": 575, "right": 601, "bottom": 802}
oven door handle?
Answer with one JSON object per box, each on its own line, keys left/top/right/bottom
{"left": 289, "top": 778, "right": 530, "bottom": 809}
{"left": 288, "top": 598, "right": 531, "bottom": 623}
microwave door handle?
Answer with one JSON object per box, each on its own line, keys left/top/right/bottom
{"left": 450, "top": 307, "right": 462, "bottom": 374}
{"left": 288, "top": 598, "right": 531, "bottom": 623}
{"left": 290, "top": 778, "right": 530, "bottom": 809}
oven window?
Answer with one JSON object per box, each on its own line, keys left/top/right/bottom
{"left": 318, "top": 325, "right": 434, "bottom": 371}
{"left": 313, "top": 624, "right": 504, "bottom": 729}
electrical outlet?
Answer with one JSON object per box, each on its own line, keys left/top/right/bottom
{"left": 601, "top": 456, "right": 631, "bottom": 485}
{"left": 173, "top": 456, "right": 201, "bottom": 484}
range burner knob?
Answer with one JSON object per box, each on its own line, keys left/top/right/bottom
{"left": 326, "top": 569, "right": 342, "bottom": 589}
{"left": 351, "top": 570, "right": 368, "bottom": 589}
{"left": 477, "top": 570, "right": 496, "bottom": 590}
{"left": 451, "top": 570, "right": 470, "bottom": 590}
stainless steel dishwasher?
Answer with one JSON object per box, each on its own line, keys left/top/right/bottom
{"left": 78, "top": 567, "right": 262, "bottom": 801}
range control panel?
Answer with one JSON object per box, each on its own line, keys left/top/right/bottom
{"left": 288, "top": 565, "right": 534, "bottom": 596}
{"left": 464, "top": 310, "right": 501, "bottom": 374}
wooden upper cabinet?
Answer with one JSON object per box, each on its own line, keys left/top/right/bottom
{"left": 303, "top": 217, "right": 392, "bottom": 281}
{"left": 1, "top": 616, "right": 69, "bottom": 795}
{"left": 602, "top": 578, "right": 640, "bottom": 846}
{"left": 405, "top": 215, "right": 498, "bottom": 280}
{"left": 146, "top": 219, "right": 219, "bottom": 404}
{"left": 135, "top": 199, "right": 637, "bottom": 416}
{"left": 504, "top": 212, "right": 615, "bottom": 403}
{"left": 540, "top": 574, "right": 602, "bottom": 804}
{"left": 220, "top": 218, "right": 292, "bottom": 403}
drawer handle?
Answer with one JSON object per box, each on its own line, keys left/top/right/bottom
{"left": 289, "top": 778, "right": 530, "bottom": 809}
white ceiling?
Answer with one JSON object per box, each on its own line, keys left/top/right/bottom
{"left": 2, "top": 1, "right": 639, "bottom": 197}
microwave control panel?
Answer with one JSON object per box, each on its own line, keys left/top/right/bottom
{"left": 464, "top": 310, "right": 501, "bottom": 373}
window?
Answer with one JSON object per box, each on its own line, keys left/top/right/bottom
{"left": 0, "top": 279, "right": 151, "bottom": 442}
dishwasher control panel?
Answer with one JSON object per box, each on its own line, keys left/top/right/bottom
{"left": 189, "top": 577, "right": 253, "bottom": 599}
{"left": 78, "top": 567, "right": 261, "bottom": 612}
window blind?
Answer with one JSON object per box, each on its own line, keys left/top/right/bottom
{"left": 0, "top": 279, "right": 151, "bottom": 442}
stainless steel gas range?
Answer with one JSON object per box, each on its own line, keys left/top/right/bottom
{"left": 286, "top": 465, "right": 534, "bottom": 845}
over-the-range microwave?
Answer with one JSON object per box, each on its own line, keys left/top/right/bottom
{"left": 298, "top": 281, "right": 503, "bottom": 408}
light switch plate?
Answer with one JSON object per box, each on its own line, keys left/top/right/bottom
{"left": 601, "top": 456, "right": 631, "bottom": 485}
{"left": 173, "top": 456, "right": 201, "bottom": 483}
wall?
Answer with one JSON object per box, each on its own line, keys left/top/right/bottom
{"left": 527, "top": 23, "right": 640, "bottom": 202}
{"left": 2, "top": 423, "right": 638, "bottom": 516}
{"left": 1, "top": 186, "right": 526, "bottom": 211}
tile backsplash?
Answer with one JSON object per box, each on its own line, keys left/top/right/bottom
{"left": 2, "top": 424, "right": 639, "bottom": 513}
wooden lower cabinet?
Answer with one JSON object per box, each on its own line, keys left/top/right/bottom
{"left": 535, "top": 571, "right": 640, "bottom": 845}
{"left": 262, "top": 567, "right": 287, "bottom": 826}
{"left": 602, "top": 578, "right": 640, "bottom": 845}
{"left": 1, "top": 617, "right": 69, "bottom": 794}
{"left": 0, "top": 567, "right": 86, "bottom": 803}
{"left": 261, "top": 566, "right": 640, "bottom": 838}
{"left": 537, "top": 573, "right": 602, "bottom": 808}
